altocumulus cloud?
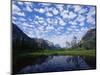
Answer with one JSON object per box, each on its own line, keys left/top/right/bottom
{"left": 12, "top": 1, "right": 96, "bottom": 47}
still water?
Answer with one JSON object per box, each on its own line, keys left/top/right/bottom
{"left": 17, "top": 55, "right": 96, "bottom": 74}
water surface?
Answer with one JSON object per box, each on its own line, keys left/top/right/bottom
{"left": 18, "top": 55, "right": 95, "bottom": 74}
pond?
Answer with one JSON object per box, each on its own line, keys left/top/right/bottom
{"left": 14, "top": 55, "right": 96, "bottom": 74}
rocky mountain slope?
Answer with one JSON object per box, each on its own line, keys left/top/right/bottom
{"left": 79, "top": 28, "right": 96, "bottom": 49}
{"left": 12, "top": 23, "right": 60, "bottom": 52}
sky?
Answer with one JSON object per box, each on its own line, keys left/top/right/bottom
{"left": 12, "top": 1, "right": 96, "bottom": 48}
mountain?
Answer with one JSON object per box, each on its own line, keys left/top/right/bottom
{"left": 54, "top": 44, "right": 61, "bottom": 49}
{"left": 12, "top": 24, "right": 37, "bottom": 50}
{"left": 12, "top": 23, "right": 59, "bottom": 52}
{"left": 79, "top": 28, "right": 96, "bottom": 49}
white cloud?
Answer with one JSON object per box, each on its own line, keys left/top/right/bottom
{"left": 35, "top": 16, "right": 45, "bottom": 24}
{"left": 12, "top": 4, "right": 21, "bottom": 12}
{"left": 34, "top": 8, "right": 45, "bottom": 13}
{"left": 44, "top": 7, "right": 49, "bottom": 12}
{"left": 18, "top": 2, "right": 23, "bottom": 5}
{"left": 24, "top": 2, "right": 33, "bottom": 7}
{"left": 75, "top": 15, "right": 85, "bottom": 22}
{"left": 86, "top": 7, "right": 95, "bottom": 17}
{"left": 78, "top": 8, "right": 88, "bottom": 14}
{"left": 67, "top": 28, "right": 73, "bottom": 31}
{"left": 19, "top": 17, "right": 26, "bottom": 21}
{"left": 79, "top": 22, "right": 84, "bottom": 26}
{"left": 21, "top": 26, "right": 27, "bottom": 32}
{"left": 61, "top": 11, "right": 77, "bottom": 20}
{"left": 65, "top": 31, "right": 70, "bottom": 34}
{"left": 35, "top": 15, "right": 39, "bottom": 19}
{"left": 56, "top": 31, "right": 62, "bottom": 35}
{"left": 22, "top": 22, "right": 29, "bottom": 26}
{"left": 39, "top": 8, "right": 45, "bottom": 13}
{"left": 51, "top": 7, "right": 59, "bottom": 15}
{"left": 46, "top": 18, "right": 53, "bottom": 25}
{"left": 40, "top": 3, "right": 51, "bottom": 6}
{"left": 16, "top": 12, "right": 25, "bottom": 16}
{"left": 26, "top": 6, "right": 33, "bottom": 12}
{"left": 55, "top": 27, "right": 64, "bottom": 35}
{"left": 38, "top": 20, "right": 44, "bottom": 24}
{"left": 34, "top": 29, "right": 46, "bottom": 38}
{"left": 23, "top": 2, "right": 33, "bottom": 12}
{"left": 12, "top": 3, "right": 25, "bottom": 16}
{"left": 70, "top": 25, "right": 77, "bottom": 28}
{"left": 66, "top": 5, "right": 72, "bottom": 10}
{"left": 46, "top": 26, "right": 54, "bottom": 30}
{"left": 46, "top": 12, "right": 53, "bottom": 17}
{"left": 53, "top": 9, "right": 59, "bottom": 15}
{"left": 47, "top": 7, "right": 53, "bottom": 11}
{"left": 34, "top": 21, "right": 39, "bottom": 25}
{"left": 59, "top": 19, "right": 66, "bottom": 26}
{"left": 28, "top": 31, "right": 35, "bottom": 37}
{"left": 56, "top": 27, "right": 64, "bottom": 31}
{"left": 12, "top": 20, "right": 22, "bottom": 26}
{"left": 80, "top": 27, "right": 88, "bottom": 32}
{"left": 22, "top": 22, "right": 34, "bottom": 28}
{"left": 61, "top": 10, "right": 69, "bottom": 19}
{"left": 69, "top": 21, "right": 77, "bottom": 26}
{"left": 35, "top": 15, "right": 45, "bottom": 22}
{"left": 43, "top": 22, "right": 47, "bottom": 26}
{"left": 74, "top": 29, "right": 79, "bottom": 32}
{"left": 56, "top": 17, "right": 66, "bottom": 26}
{"left": 28, "top": 18, "right": 32, "bottom": 22}
{"left": 68, "top": 11, "right": 77, "bottom": 19}
{"left": 12, "top": 16, "right": 17, "bottom": 20}
{"left": 56, "top": 4, "right": 64, "bottom": 12}
{"left": 53, "top": 18, "right": 59, "bottom": 25}
{"left": 46, "top": 17, "right": 59, "bottom": 26}
{"left": 34, "top": 8, "right": 38, "bottom": 12}
{"left": 73, "top": 5, "right": 82, "bottom": 12}
{"left": 38, "top": 26, "right": 45, "bottom": 31}
{"left": 86, "top": 7, "right": 95, "bottom": 26}
{"left": 86, "top": 16, "right": 95, "bottom": 24}
{"left": 24, "top": 28, "right": 36, "bottom": 38}
{"left": 12, "top": 20, "right": 16, "bottom": 24}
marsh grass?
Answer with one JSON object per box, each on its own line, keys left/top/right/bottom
{"left": 19, "top": 48, "right": 96, "bottom": 57}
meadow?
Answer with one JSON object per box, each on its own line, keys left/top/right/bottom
{"left": 18, "top": 48, "right": 96, "bottom": 57}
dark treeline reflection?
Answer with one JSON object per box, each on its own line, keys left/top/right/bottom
{"left": 82, "top": 56, "right": 96, "bottom": 69}
{"left": 13, "top": 55, "right": 49, "bottom": 73}
{"left": 13, "top": 55, "right": 96, "bottom": 74}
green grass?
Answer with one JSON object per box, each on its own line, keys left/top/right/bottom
{"left": 14, "top": 48, "right": 96, "bottom": 66}
{"left": 20, "top": 49, "right": 96, "bottom": 57}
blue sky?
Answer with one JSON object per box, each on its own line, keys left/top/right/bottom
{"left": 12, "top": 1, "right": 96, "bottom": 47}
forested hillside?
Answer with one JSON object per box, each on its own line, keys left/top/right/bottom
{"left": 79, "top": 28, "right": 96, "bottom": 49}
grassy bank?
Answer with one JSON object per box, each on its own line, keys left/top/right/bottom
{"left": 20, "top": 49, "right": 96, "bottom": 57}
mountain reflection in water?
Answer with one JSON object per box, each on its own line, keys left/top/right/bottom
{"left": 19, "top": 56, "right": 91, "bottom": 73}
